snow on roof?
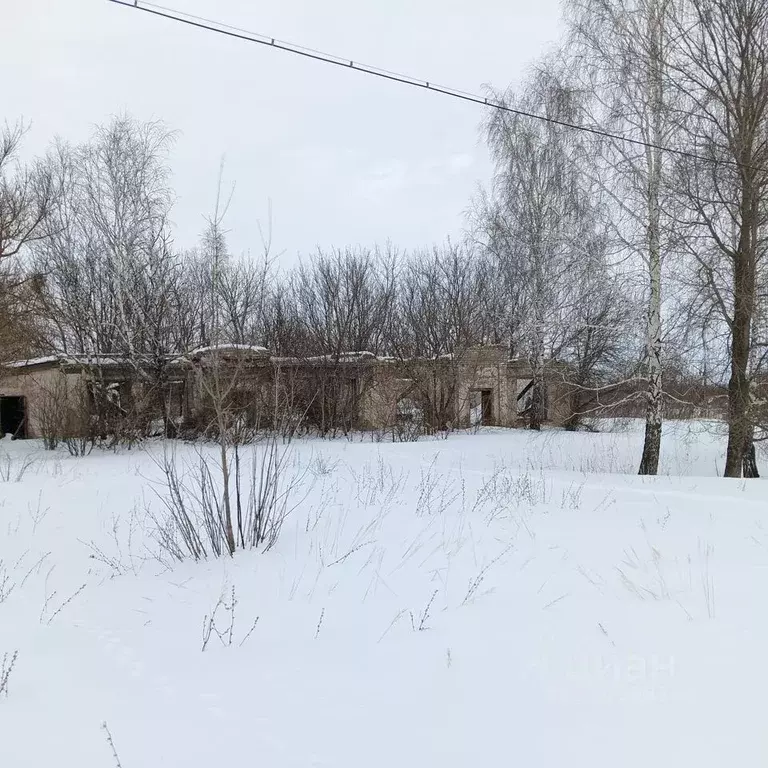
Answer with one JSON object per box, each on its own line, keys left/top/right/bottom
{"left": 3, "top": 355, "right": 64, "bottom": 368}
{"left": 313, "top": 351, "right": 376, "bottom": 362}
{"left": 4, "top": 347, "right": 530, "bottom": 371}
{"left": 270, "top": 351, "right": 377, "bottom": 365}
{"left": 190, "top": 344, "right": 269, "bottom": 356}
{"left": 3, "top": 352, "right": 192, "bottom": 370}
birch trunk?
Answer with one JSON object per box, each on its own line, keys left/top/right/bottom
{"left": 638, "top": 0, "right": 664, "bottom": 476}
{"left": 638, "top": 153, "right": 663, "bottom": 474}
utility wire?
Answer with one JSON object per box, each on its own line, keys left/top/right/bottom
{"left": 107, "top": 0, "right": 749, "bottom": 171}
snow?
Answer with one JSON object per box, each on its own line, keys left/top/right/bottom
{"left": 3, "top": 353, "right": 192, "bottom": 370}
{"left": 271, "top": 351, "right": 378, "bottom": 364}
{"left": 190, "top": 344, "right": 269, "bottom": 356}
{"left": 308, "top": 350, "right": 376, "bottom": 362}
{"left": 3, "top": 355, "right": 63, "bottom": 368}
{"left": 1, "top": 420, "right": 767, "bottom": 766}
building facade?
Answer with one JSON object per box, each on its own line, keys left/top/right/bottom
{"left": 0, "top": 346, "right": 572, "bottom": 440}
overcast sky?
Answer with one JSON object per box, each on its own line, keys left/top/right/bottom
{"left": 5, "top": 0, "right": 562, "bottom": 263}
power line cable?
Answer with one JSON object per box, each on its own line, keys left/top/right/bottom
{"left": 107, "top": 0, "right": 752, "bottom": 171}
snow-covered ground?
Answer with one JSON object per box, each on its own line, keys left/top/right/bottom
{"left": 1, "top": 420, "right": 767, "bottom": 767}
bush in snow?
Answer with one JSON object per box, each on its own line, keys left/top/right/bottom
{"left": 0, "top": 451, "right": 35, "bottom": 482}
{"left": 0, "top": 650, "right": 18, "bottom": 698}
{"left": 150, "top": 431, "right": 311, "bottom": 562}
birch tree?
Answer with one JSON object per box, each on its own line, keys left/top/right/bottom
{"left": 566, "top": 0, "right": 677, "bottom": 473}
{"left": 0, "top": 122, "right": 57, "bottom": 364}
{"left": 34, "top": 116, "right": 187, "bottom": 438}
{"left": 482, "top": 73, "right": 590, "bottom": 430}
{"left": 0, "top": 122, "right": 56, "bottom": 262}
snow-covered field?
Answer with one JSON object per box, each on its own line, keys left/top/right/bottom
{"left": 2, "top": 420, "right": 767, "bottom": 767}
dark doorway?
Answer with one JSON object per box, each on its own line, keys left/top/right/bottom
{"left": 481, "top": 389, "right": 493, "bottom": 426}
{"left": 0, "top": 396, "right": 27, "bottom": 439}
{"left": 470, "top": 389, "right": 494, "bottom": 427}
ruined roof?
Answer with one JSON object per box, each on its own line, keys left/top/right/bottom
{"left": 3, "top": 346, "right": 562, "bottom": 375}
{"left": 3, "top": 355, "right": 63, "bottom": 369}
{"left": 271, "top": 351, "right": 377, "bottom": 365}
{"left": 189, "top": 344, "right": 269, "bottom": 357}
{"left": 2, "top": 353, "right": 191, "bottom": 372}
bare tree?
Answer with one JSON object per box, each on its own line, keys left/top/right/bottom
{"left": 0, "top": 122, "right": 56, "bottom": 262}
{"left": 280, "top": 246, "right": 396, "bottom": 435}
{"left": 669, "top": 0, "right": 768, "bottom": 477}
{"left": 557, "top": 231, "right": 639, "bottom": 428}
{"left": 0, "top": 123, "right": 57, "bottom": 364}
{"left": 566, "top": 0, "right": 678, "bottom": 472}
{"left": 481, "top": 71, "right": 593, "bottom": 430}
{"left": 291, "top": 246, "right": 395, "bottom": 357}
{"left": 387, "top": 242, "right": 488, "bottom": 432}
{"left": 218, "top": 257, "right": 272, "bottom": 346}
{"left": 33, "top": 116, "right": 189, "bottom": 439}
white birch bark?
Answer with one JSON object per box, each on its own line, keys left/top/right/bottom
{"left": 639, "top": 0, "right": 665, "bottom": 475}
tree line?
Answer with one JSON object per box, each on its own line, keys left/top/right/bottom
{"left": 2, "top": 0, "right": 767, "bottom": 478}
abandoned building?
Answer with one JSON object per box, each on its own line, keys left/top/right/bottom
{"left": 0, "top": 345, "right": 572, "bottom": 440}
